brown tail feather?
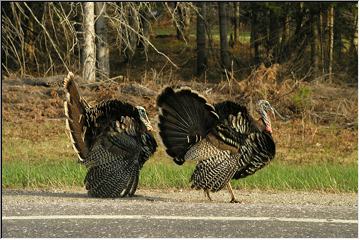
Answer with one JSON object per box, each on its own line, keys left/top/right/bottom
{"left": 63, "top": 72, "right": 89, "bottom": 162}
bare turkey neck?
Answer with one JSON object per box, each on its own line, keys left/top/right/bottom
{"left": 260, "top": 110, "right": 272, "bottom": 133}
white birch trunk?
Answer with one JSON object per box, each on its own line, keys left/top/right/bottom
{"left": 328, "top": 5, "right": 334, "bottom": 82}
{"left": 83, "top": 2, "right": 96, "bottom": 82}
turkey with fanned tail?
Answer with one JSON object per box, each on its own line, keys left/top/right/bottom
{"left": 157, "top": 86, "right": 282, "bottom": 203}
{"left": 63, "top": 72, "right": 157, "bottom": 198}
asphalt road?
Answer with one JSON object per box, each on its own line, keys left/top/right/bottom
{"left": 2, "top": 189, "right": 358, "bottom": 238}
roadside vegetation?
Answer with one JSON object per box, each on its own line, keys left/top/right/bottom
{"left": 2, "top": 119, "right": 357, "bottom": 192}
{"left": 2, "top": 2, "right": 357, "bottom": 193}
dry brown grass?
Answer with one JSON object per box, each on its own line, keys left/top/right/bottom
{"left": 2, "top": 65, "right": 357, "bottom": 167}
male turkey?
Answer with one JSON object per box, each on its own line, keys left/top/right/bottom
{"left": 63, "top": 72, "right": 157, "bottom": 198}
{"left": 157, "top": 87, "right": 278, "bottom": 203}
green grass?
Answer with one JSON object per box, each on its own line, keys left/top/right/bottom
{"left": 230, "top": 162, "right": 357, "bottom": 192}
{"left": 2, "top": 159, "right": 86, "bottom": 188}
{"left": 2, "top": 121, "right": 358, "bottom": 192}
{"left": 153, "top": 24, "right": 251, "bottom": 44}
{"left": 2, "top": 156, "right": 358, "bottom": 192}
{"left": 141, "top": 160, "right": 358, "bottom": 192}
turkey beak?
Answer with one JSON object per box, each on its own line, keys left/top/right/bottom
{"left": 267, "top": 107, "right": 275, "bottom": 121}
{"left": 146, "top": 123, "right": 153, "bottom": 132}
{"left": 138, "top": 109, "right": 153, "bottom": 131}
{"left": 115, "top": 120, "right": 121, "bottom": 131}
{"left": 143, "top": 116, "right": 153, "bottom": 131}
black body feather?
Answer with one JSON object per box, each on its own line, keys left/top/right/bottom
{"left": 63, "top": 72, "right": 156, "bottom": 198}
{"left": 157, "top": 87, "right": 276, "bottom": 193}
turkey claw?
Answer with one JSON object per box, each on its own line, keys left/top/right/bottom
{"left": 230, "top": 199, "right": 241, "bottom": 203}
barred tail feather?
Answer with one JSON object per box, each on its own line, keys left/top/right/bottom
{"left": 63, "top": 72, "right": 89, "bottom": 162}
{"left": 157, "top": 87, "right": 218, "bottom": 164}
{"left": 127, "top": 169, "right": 140, "bottom": 197}
{"left": 85, "top": 161, "right": 141, "bottom": 198}
{"left": 118, "top": 165, "right": 138, "bottom": 197}
{"left": 191, "top": 154, "right": 238, "bottom": 192}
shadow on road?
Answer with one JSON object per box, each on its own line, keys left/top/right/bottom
{"left": 2, "top": 190, "right": 168, "bottom": 202}
{"left": 3, "top": 190, "right": 88, "bottom": 198}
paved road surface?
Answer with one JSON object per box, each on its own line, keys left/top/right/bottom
{"left": 2, "top": 189, "right": 358, "bottom": 238}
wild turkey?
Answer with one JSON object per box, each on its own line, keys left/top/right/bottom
{"left": 63, "top": 72, "right": 157, "bottom": 198}
{"left": 157, "top": 87, "right": 280, "bottom": 203}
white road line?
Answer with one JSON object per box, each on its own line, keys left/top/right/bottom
{"left": 2, "top": 215, "right": 357, "bottom": 224}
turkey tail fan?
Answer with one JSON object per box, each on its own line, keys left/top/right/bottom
{"left": 157, "top": 87, "right": 218, "bottom": 164}
{"left": 63, "top": 72, "right": 89, "bottom": 162}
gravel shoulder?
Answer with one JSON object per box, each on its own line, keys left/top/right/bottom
{"left": 2, "top": 188, "right": 357, "bottom": 207}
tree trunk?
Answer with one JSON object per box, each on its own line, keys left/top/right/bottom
{"left": 268, "top": 9, "right": 280, "bottom": 62}
{"left": 293, "top": 3, "right": 305, "bottom": 40}
{"left": 250, "top": 7, "right": 260, "bottom": 65}
{"left": 83, "top": 2, "right": 96, "bottom": 82}
{"left": 175, "top": 3, "right": 190, "bottom": 41}
{"left": 24, "top": 3, "right": 44, "bottom": 69}
{"left": 349, "top": 5, "right": 358, "bottom": 83}
{"left": 333, "top": 6, "right": 342, "bottom": 61}
{"left": 196, "top": 2, "right": 207, "bottom": 75}
{"left": 319, "top": 5, "right": 325, "bottom": 75}
{"left": 328, "top": 4, "right": 334, "bottom": 81}
{"left": 95, "top": 2, "right": 109, "bottom": 80}
{"left": 288, "top": 2, "right": 314, "bottom": 64}
{"left": 311, "top": 14, "right": 320, "bottom": 77}
{"left": 353, "top": 13, "right": 358, "bottom": 53}
{"left": 279, "top": 10, "right": 290, "bottom": 63}
{"left": 26, "top": 15, "right": 35, "bottom": 66}
{"left": 125, "top": 6, "right": 140, "bottom": 63}
{"left": 138, "top": 8, "right": 151, "bottom": 51}
{"left": 218, "top": 2, "right": 230, "bottom": 70}
{"left": 232, "top": 2, "right": 240, "bottom": 46}
{"left": 73, "top": 4, "right": 84, "bottom": 70}
{"left": 183, "top": 6, "right": 190, "bottom": 40}
{"left": 349, "top": 6, "right": 358, "bottom": 56}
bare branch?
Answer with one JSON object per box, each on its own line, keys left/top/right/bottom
{"left": 23, "top": 2, "right": 70, "bottom": 72}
